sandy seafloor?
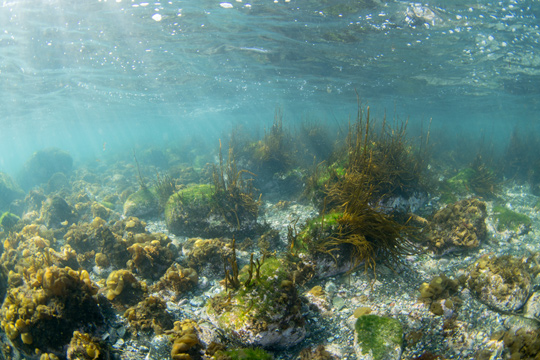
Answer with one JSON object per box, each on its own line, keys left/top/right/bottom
{"left": 109, "top": 181, "right": 539, "bottom": 360}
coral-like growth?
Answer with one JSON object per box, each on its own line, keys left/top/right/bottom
{"left": 105, "top": 269, "right": 147, "bottom": 307}
{"left": 124, "top": 296, "right": 173, "bottom": 335}
{"left": 418, "top": 274, "right": 461, "bottom": 316}
{"left": 67, "top": 331, "right": 106, "bottom": 360}
{"left": 424, "top": 198, "right": 487, "bottom": 255}
{"left": 466, "top": 254, "right": 533, "bottom": 312}
{"left": 0, "top": 265, "right": 103, "bottom": 356}
{"left": 169, "top": 319, "right": 200, "bottom": 360}
{"left": 150, "top": 263, "right": 198, "bottom": 298}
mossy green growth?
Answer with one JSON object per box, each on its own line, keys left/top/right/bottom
{"left": 100, "top": 201, "right": 115, "bottom": 210}
{"left": 0, "top": 212, "right": 20, "bottom": 232}
{"left": 354, "top": 315, "right": 403, "bottom": 360}
{"left": 123, "top": 187, "right": 159, "bottom": 217}
{"left": 446, "top": 168, "right": 475, "bottom": 193}
{"left": 492, "top": 205, "right": 532, "bottom": 232}
{"left": 164, "top": 184, "right": 214, "bottom": 216}
{"left": 215, "top": 348, "right": 273, "bottom": 360}
{"left": 293, "top": 212, "right": 343, "bottom": 252}
{"left": 173, "top": 184, "right": 214, "bottom": 204}
{"left": 208, "top": 256, "right": 300, "bottom": 335}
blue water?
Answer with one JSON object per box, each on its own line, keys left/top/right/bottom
{"left": 1, "top": 0, "right": 539, "bottom": 173}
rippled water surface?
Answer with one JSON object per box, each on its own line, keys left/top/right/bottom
{"left": 1, "top": 0, "right": 539, "bottom": 169}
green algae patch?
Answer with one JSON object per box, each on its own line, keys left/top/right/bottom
{"left": 288, "top": 212, "right": 342, "bottom": 256}
{"left": 354, "top": 315, "right": 403, "bottom": 360}
{"left": 438, "top": 168, "right": 475, "bottom": 202}
{"left": 174, "top": 184, "right": 214, "bottom": 204}
{"left": 215, "top": 348, "right": 273, "bottom": 360}
{"left": 492, "top": 205, "right": 532, "bottom": 232}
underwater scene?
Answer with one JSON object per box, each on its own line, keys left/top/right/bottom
{"left": 2, "top": 0, "right": 540, "bottom": 359}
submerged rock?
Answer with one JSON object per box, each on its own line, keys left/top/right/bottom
{"left": 425, "top": 198, "right": 487, "bottom": 255}
{"left": 40, "top": 195, "right": 77, "bottom": 229}
{"left": 18, "top": 147, "right": 73, "bottom": 190}
{"left": 466, "top": 255, "right": 532, "bottom": 312}
{"left": 0, "top": 171, "right": 24, "bottom": 212}
{"left": 123, "top": 187, "right": 159, "bottom": 218}
{"left": 206, "top": 256, "right": 306, "bottom": 349}
{"left": 353, "top": 315, "right": 403, "bottom": 360}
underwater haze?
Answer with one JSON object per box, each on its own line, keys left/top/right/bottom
{"left": 1, "top": 0, "right": 539, "bottom": 173}
{"left": 4, "top": 1, "right": 540, "bottom": 360}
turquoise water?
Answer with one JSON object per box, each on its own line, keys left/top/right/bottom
{"left": 1, "top": 0, "right": 539, "bottom": 173}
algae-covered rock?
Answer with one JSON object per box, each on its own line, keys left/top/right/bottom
{"left": 466, "top": 255, "right": 531, "bottom": 312}
{"left": 123, "top": 187, "right": 159, "bottom": 218}
{"left": 46, "top": 172, "right": 71, "bottom": 194}
{"left": 425, "top": 198, "right": 487, "bottom": 255}
{"left": 164, "top": 184, "right": 214, "bottom": 237}
{"left": 124, "top": 296, "right": 174, "bottom": 335}
{"left": 18, "top": 147, "right": 73, "bottom": 190}
{"left": 67, "top": 331, "right": 107, "bottom": 360}
{"left": 0, "top": 171, "right": 24, "bottom": 211}
{"left": 207, "top": 256, "right": 306, "bottom": 349}
{"left": 0, "top": 265, "right": 104, "bottom": 357}
{"left": 353, "top": 315, "right": 403, "bottom": 360}
{"left": 0, "top": 212, "right": 20, "bottom": 232}
{"left": 126, "top": 233, "right": 177, "bottom": 280}
{"left": 40, "top": 195, "right": 77, "bottom": 229}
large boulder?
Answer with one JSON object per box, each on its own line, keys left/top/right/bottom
{"left": 18, "top": 148, "right": 73, "bottom": 190}
{"left": 0, "top": 172, "right": 24, "bottom": 212}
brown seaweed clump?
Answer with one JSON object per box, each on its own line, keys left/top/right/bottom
{"left": 296, "top": 106, "right": 425, "bottom": 275}
{"left": 181, "top": 238, "right": 232, "bottom": 277}
{"left": 124, "top": 296, "right": 174, "bottom": 335}
{"left": 0, "top": 265, "right": 104, "bottom": 357}
{"left": 104, "top": 269, "right": 147, "bottom": 309}
{"left": 169, "top": 319, "right": 200, "bottom": 360}
{"left": 418, "top": 274, "right": 461, "bottom": 316}
{"left": 126, "top": 234, "right": 177, "bottom": 281}
{"left": 425, "top": 198, "right": 487, "bottom": 255}
{"left": 211, "top": 141, "right": 260, "bottom": 229}
{"left": 492, "top": 327, "right": 540, "bottom": 360}
{"left": 67, "top": 331, "right": 106, "bottom": 360}
{"left": 64, "top": 217, "right": 129, "bottom": 270}
{"left": 150, "top": 263, "right": 198, "bottom": 299}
